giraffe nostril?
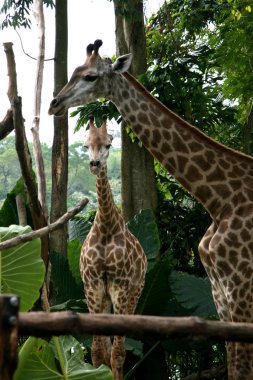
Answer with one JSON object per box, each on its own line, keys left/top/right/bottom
{"left": 90, "top": 160, "right": 100, "bottom": 167}
{"left": 50, "top": 98, "right": 59, "bottom": 107}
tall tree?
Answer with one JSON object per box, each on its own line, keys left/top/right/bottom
{"left": 49, "top": 0, "right": 69, "bottom": 255}
{"left": 113, "top": 0, "right": 157, "bottom": 222}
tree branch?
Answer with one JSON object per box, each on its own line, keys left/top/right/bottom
{"left": 0, "top": 198, "right": 88, "bottom": 251}
{"left": 0, "top": 109, "right": 14, "bottom": 140}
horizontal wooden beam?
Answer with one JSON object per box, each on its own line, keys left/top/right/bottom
{"left": 19, "top": 312, "right": 253, "bottom": 342}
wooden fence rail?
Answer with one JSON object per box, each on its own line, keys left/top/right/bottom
{"left": 19, "top": 311, "right": 253, "bottom": 342}
{"left": 3, "top": 294, "right": 253, "bottom": 379}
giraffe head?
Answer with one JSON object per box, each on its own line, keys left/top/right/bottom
{"left": 48, "top": 39, "right": 132, "bottom": 116}
{"left": 84, "top": 115, "right": 113, "bottom": 175}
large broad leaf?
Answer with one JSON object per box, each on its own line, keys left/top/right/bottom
{"left": 127, "top": 209, "right": 160, "bottom": 271}
{"left": 0, "top": 225, "right": 44, "bottom": 311}
{"left": 137, "top": 257, "right": 172, "bottom": 315}
{"left": 50, "top": 252, "right": 84, "bottom": 305}
{"left": 67, "top": 239, "right": 83, "bottom": 285}
{"left": 170, "top": 271, "right": 218, "bottom": 318}
{"left": 14, "top": 336, "right": 113, "bottom": 380}
{"left": 68, "top": 217, "right": 92, "bottom": 244}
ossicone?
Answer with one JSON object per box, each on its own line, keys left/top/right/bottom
{"left": 94, "top": 39, "right": 103, "bottom": 53}
{"left": 87, "top": 114, "right": 95, "bottom": 130}
{"left": 86, "top": 39, "right": 103, "bottom": 57}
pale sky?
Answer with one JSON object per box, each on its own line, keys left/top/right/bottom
{"left": 0, "top": 0, "right": 163, "bottom": 145}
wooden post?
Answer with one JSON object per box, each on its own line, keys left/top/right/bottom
{"left": 0, "top": 295, "right": 19, "bottom": 380}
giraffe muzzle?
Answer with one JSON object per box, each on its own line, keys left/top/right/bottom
{"left": 48, "top": 97, "right": 66, "bottom": 116}
{"left": 90, "top": 160, "right": 101, "bottom": 174}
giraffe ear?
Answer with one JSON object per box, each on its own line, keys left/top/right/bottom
{"left": 112, "top": 54, "right": 132, "bottom": 73}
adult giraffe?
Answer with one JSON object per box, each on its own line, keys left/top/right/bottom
{"left": 49, "top": 39, "right": 253, "bottom": 380}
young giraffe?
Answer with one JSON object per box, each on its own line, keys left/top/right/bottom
{"left": 80, "top": 114, "right": 147, "bottom": 380}
{"left": 49, "top": 39, "right": 253, "bottom": 380}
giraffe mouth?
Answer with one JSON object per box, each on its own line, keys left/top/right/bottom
{"left": 48, "top": 105, "right": 67, "bottom": 117}
{"left": 90, "top": 166, "right": 101, "bottom": 175}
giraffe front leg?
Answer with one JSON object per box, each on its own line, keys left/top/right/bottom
{"left": 85, "top": 285, "right": 112, "bottom": 368}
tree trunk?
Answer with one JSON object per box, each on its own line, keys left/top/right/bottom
{"left": 3, "top": 42, "right": 49, "bottom": 268}
{"left": 31, "top": 0, "right": 48, "bottom": 221}
{"left": 50, "top": 0, "right": 69, "bottom": 255}
{"left": 114, "top": 0, "right": 157, "bottom": 222}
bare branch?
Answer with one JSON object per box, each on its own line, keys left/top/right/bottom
{"left": 15, "top": 29, "right": 55, "bottom": 61}
{"left": 0, "top": 198, "right": 88, "bottom": 251}
{"left": 3, "top": 42, "right": 18, "bottom": 101}
{"left": 0, "top": 109, "right": 14, "bottom": 140}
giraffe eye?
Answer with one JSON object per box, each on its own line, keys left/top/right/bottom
{"left": 83, "top": 75, "right": 98, "bottom": 82}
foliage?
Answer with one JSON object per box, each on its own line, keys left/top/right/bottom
{"left": 71, "top": 100, "right": 121, "bottom": 132}
{"left": 170, "top": 271, "right": 217, "bottom": 318}
{"left": 0, "top": 0, "right": 54, "bottom": 29}
{"left": 14, "top": 335, "right": 113, "bottom": 380}
{"left": 145, "top": 0, "right": 253, "bottom": 152}
{"left": 49, "top": 251, "right": 84, "bottom": 306}
{"left": 155, "top": 169, "right": 211, "bottom": 276}
{"left": 0, "top": 224, "right": 44, "bottom": 311}
{"left": 127, "top": 209, "right": 160, "bottom": 271}
{"left": 145, "top": 1, "right": 242, "bottom": 148}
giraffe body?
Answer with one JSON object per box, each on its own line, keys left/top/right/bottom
{"left": 80, "top": 116, "right": 147, "bottom": 380}
{"left": 49, "top": 40, "right": 253, "bottom": 379}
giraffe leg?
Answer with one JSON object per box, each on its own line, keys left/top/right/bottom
{"left": 109, "top": 286, "right": 130, "bottom": 380}
{"left": 84, "top": 285, "right": 112, "bottom": 368}
{"left": 126, "top": 283, "right": 144, "bottom": 315}
{"left": 101, "top": 297, "right": 112, "bottom": 367}
{"left": 111, "top": 335, "right": 126, "bottom": 380}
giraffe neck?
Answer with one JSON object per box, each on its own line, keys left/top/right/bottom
{"left": 109, "top": 72, "right": 253, "bottom": 219}
{"left": 95, "top": 165, "right": 119, "bottom": 228}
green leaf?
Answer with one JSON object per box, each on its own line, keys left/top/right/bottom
{"left": 14, "top": 336, "right": 114, "bottom": 380}
{"left": 50, "top": 299, "right": 88, "bottom": 312}
{"left": 50, "top": 252, "right": 84, "bottom": 304}
{"left": 125, "top": 338, "right": 143, "bottom": 358}
{"left": 0, "top": 225, "right": 44, "bottom": 311}
{"left": 67, "top": 239, "right": 82, "bottom": 285}
{"left": 68, "top": 217, "right": 92, "bottom": 244}
{"left": 14, "top": 337, "right": 60, "bottom": 380}
{"left": 170, "top": 271, "right": 218, "bottom": 318}
{"left": 127, "top": 209, "right": 160, "bottom": 271}
{"left": 137, "top": 258, "right": 172, "bottom": 315}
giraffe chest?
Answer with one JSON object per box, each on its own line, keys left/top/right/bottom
{"left": 80, "top": 229, "right": 145, "bottom": 287}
